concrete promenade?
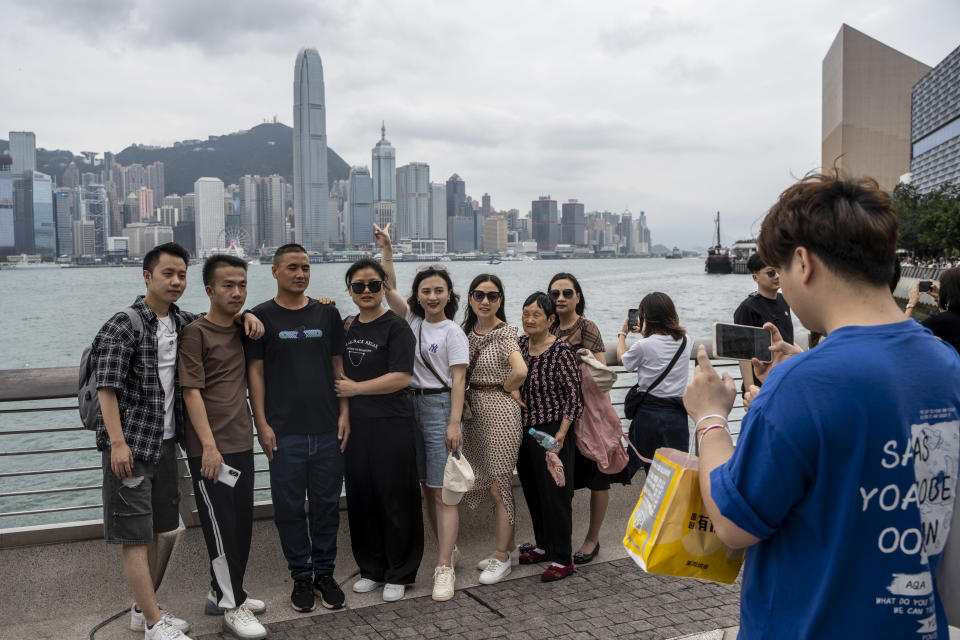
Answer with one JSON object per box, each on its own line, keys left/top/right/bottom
{"left": 194, "top": 558, "right": 741, "bottom": 640}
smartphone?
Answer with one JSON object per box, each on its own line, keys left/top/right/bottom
{"left": 627, "top": 308, "right": 639, "bottom": 330}
{"left": 712, "top": 322, "right": 772, "bottom": 363}
{"left": 919, "top": 280, "right": 933, "bottom": 293}
{"left": 217, "top": 463, "right": 241, "bottom": 487}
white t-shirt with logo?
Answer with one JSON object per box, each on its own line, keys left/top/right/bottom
{"left": 155, "top": 316, "right": 178, "bottom": 440}
{"left": 621, "top": 333, "right": 693, "bottom": 398}
{"left": 406, "top": 310, "right": 470, "bottom": 389}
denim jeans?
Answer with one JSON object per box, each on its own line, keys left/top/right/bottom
{"left": 269, "top": 432, "right": 344, "bottom": 580}
{"left": 412, "top": 392, "right": 452, "bottom": 488}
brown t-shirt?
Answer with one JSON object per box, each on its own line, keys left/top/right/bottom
{"left": 178, "top": 317, "right": 254, "bottom": 457}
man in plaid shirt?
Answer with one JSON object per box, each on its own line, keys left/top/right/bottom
{"left": 91, "top": 243, "right": 263, "bottom": 640}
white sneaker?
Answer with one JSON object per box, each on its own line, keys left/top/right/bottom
{"left": 352, "top": 577, "right": 385, "bottom": 593}
{"left": 132, "top": 605, "right": 190, "bottom": 633}
{"left": 205, "top": 590, "right": 266, "bottom": 615}
{"left": 382, "top": 583, "right": 405, "bottom": 602}
{"left": 478, "top": 558, "right": 512, "bottom": 585}
{"left": 144, "top": 618, "right": 193, "bottom": 640}
{"left": 432, "top": 566, "right": 455, "bottom": 602}
{"left": 475, "top": 548, "right": 519, "bottom": 571}
{"left": 222, "top": 603, "right": 267, "bottom": 640}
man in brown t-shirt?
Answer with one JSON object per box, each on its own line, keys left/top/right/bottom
{"left": 178, "top": 254, "right": 267, "bottom": 640}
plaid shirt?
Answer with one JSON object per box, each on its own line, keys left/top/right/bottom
{"left": 550, "top": 316, "right": 605, "bottom": 354}
{"left": 93, "top": 296, "right": 198, "bottom": 462}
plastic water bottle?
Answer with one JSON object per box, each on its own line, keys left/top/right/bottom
{"left": 528, "top": 428, "right": 559, "bottom": 451}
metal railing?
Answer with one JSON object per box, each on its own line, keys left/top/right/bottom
{"left": 0, "top": 339, "right": 746, "bottom": 547}
{"left": 901, "top": 266, "right": 945, "bottom": 280}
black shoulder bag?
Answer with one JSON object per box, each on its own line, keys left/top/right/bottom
{"left": 623, "top": 336, "right": 687, "bottom": 420}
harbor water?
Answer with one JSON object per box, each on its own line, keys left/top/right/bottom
{"left": 0, "top": 258, "right": 793, "bottom": 529}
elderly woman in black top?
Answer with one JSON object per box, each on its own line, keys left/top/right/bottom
{"left": 515, "top": 292, "right": 583, "bottom": 582}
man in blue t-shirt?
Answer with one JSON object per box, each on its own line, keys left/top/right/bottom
{"left": 684, "top": 173, "right": 960, "bottom": 639}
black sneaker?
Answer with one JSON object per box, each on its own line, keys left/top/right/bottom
{"left": 291, "top": 577, "right": 316, "bottom": 612}
{"left": 314, "top": 574, "right": 345, "bottom": 610}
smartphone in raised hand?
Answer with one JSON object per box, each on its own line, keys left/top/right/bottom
{"left": 627, "top": 308, "right": 639, "bottom": 331}
{"left": 712, "top": 322, "right": 772, "bottom": 363}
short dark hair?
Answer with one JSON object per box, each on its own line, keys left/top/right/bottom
{"left": 202, "top": 254, "right": 247, "bottom": 286}
{"left": 143, "top": 242, "right": 190, "bottom": 273}
{"left": 939, "top": 267, "right": 960, "bottom": 312}
{"left": 757, "top": 172, "right": 897, "bottom": 287}
{"left": 746, "top": 253, "right": 766, "bottom": 273}
{"left": 548, "top": 272, "right": 585, "bottom": 315}
{"left": 638, "top": 292, "right": 685, "bottom": 340}
{"left": 273, "top": 243, "right": 308, "bottom": 266}
{"left": 345, "top": 258, "right": 386, "bottom": 285}
{"left": 408, "top": 266, "right": 460, "bottom": 320}
{"left": 523, "top": 291, "right": 556, "bottom": 319}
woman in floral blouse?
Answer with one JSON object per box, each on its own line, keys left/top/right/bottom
{"left": 516, "top": 291, "right": 583, "bottom": 582}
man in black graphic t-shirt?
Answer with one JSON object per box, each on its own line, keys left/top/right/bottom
{"left": 244, "top": 244, "right": 348, "bottom": 614}
{"left": 734, "top": 253, "right": 794, "bottom": 392}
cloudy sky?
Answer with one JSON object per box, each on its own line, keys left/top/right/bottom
{"left": 5, "top": 1, "right": 959, "bottom": 247}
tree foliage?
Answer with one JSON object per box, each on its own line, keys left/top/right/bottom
{"left": 894, "top": 182, "right": 960, "bottom": 257}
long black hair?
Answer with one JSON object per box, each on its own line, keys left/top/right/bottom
{"left": 408, "top": 266, "right": 460, "bottom": 320}
{"left": 462, "top": 273, "right": 507, "bottom": 334}
{"left": 638, "top": 292, "right": 686, "bottom": 340}
{"left": 548, "top": 272, "right": 585, "bottom": 316}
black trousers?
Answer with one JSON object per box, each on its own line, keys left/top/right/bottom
{"left": 188, "top": 449, "right": 254, "bottom": 609}
{"left": 344, "top": 416, "right": 424, "bottom": 584}
{"left": 627, "top": 395, "right": 688, "bottom": 476}
{"left": 517, "top": 421, "right": 575, "bottom": 566}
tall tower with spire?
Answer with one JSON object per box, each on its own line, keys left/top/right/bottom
{"left": 371, "top": 122, "right": 396, "bottom": 234}
{"left": 293, "top": 47, "right": 329, "bottom": 251}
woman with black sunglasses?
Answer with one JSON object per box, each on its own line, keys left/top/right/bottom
{"left": 374, "top": 223, "right": 469, "bottom": 602}
{"left": 335, "top": 258, "right": 423, "bottom": 603}
{"left": 544, "top": 272, "right": 629, "bottom": 566}
{"left": 460, "top": 274, "right": 528, "bottom": 586}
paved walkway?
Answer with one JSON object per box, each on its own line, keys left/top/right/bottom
{"left": 196, "top": 558, "right": 740, "bottom": 640}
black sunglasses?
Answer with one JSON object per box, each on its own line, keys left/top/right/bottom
{"left": 550, "top": 288, "right": 575, "bottom": 299}
{"left": 350, "top": 280, "right": 384, "bottom": 294}
{"left": 470, "top": 290, "right": 501, "bottom": 302}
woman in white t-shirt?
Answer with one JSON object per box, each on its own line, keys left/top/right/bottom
{"left": 615, "top": 292, "right": 693, "bottom": 474}
{"left": 375, "top": 223, "right": 469, "bottom": 603}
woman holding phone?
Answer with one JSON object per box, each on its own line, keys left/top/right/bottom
{"left": 616, "top": 292, "right": 693, "bottom": 473}
{"left": 374, "top": 223, "right": 469, "bottom": 602}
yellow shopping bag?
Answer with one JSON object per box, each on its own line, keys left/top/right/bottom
{"left": 623, "top": 447, "right": 744, "bottom": 584}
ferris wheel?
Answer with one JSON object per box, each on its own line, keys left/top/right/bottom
{"left": 218, "top": 226, "right": 252, "bottom": 258}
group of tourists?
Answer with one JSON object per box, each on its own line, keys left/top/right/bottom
{"left": 89, "top": 171, "right": 960, "bottom": 640}
{"left": 90, "top": 226, "right": 695, "bottom": 640}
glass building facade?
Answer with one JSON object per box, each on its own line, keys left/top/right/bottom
{"left": 910, "top": 45, "right": 960, "bottom": 192}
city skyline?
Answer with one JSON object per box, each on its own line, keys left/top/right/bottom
{"left": 3, "top": 1, "right": 960, "bottom": 247}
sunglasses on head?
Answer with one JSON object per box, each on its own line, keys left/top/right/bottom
{"left": 549, "top": 288, "right": 575, "bottom": 299}
{"left": 470, "top": 290, "right": 501, "bottom": 302}
{"left": 416, "top": 263, "right": 448, "bottom": 273}
{"left": 350, "top": 280, "right": 384, "bottom": 294}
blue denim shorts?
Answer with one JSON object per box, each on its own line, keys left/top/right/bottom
{"left": 412, "top": 392, "right": 452, "bottom": 488}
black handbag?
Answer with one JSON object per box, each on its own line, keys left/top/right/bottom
{"left": 623, "top": 336, "right": 687, "bottom": 420}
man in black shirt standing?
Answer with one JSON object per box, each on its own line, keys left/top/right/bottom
{"left": 734, "top": 253, "right": 794, "bottom": 392}
{"left": 245, "top": 244, "right": 349, "bottom": 614}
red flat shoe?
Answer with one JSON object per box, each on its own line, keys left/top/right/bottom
{"left": 519, "top": 548, "right": 547, "bottom": 564}
{"left": 541, "top": 564, "right": 575, "bottom": 582}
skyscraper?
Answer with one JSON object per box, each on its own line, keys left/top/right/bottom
{"left": 137, "top": 186, "right": 154, "bottom": 221}
{"left": 146, "top": 161, "right": 165, "bottom": 202}
{"left": 0, "top": 156, "right": 13, "bottom": 253}
{"left": 561, "top": 199, "right": 585, "bottom": 246}
{"left": 371, "top": 122, "right": 396, "bottom": 234}
{"left": 54, "top": 188, "right": 75, "bottom": 256}
{"left": 446, "top": 173, "right": 465, "bottom": 218}
{"left": 13, "top": 171, "right": 55, "bottom": 258}
{"left": 9, "top": 132, "right": 36, "bottom": 177}
{"left": 531, "top": 196, "right": 559, "bottom": 251}
{"left": 481, "top": 193, "right": 492, "bottom": 218}
{"left": 293, "top": 47, "right": 329, "bottom": 251}
{"left": 483, "top": 216, "right": 507, "bottom": 253}
{"left": 195, "top": 177, "right": 225, "bottom": 254}
{"left": 62, "top": 162, "right": 80, "bottom": 189}
{"left": 347, "top": 166, "right": 374, "bottom": 247}
{"left": 428, "top": 182, "right": 446, "bottom": 240}
{"left": 910, "top": 44, "right": 960, "bottom": 192}
{"left": 822, "top": 24, "right": 931, "bottom": 192}
{"left": 72, "top": 220, "right": 95, "bottom": 257}
{"left": 81, "top": 184, "right": 109, "bottom": 256}
{"left": 258, "top": 175, "right": 286, "bottom": 249}
{"left": 239, "top": 175, "right": 259, "bottom": 249}
{"left": 396, "top": 162, "right": 430, "bottom": 239}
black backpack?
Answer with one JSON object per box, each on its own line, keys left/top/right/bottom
{"left": 78, "top": 308, "right": 143, "bottom": 430}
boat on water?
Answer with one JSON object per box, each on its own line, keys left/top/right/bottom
{"left": 704, "top": 212, "right": 732, "bottom": 274}
{"left": 487, "top": 257, "right": 502, "bottom": 265}
{"left": 665, "top": 247, "right": 683, "bottom": 259}
{"left": 4, "top": 254, "right": 61, "bottom": 269}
